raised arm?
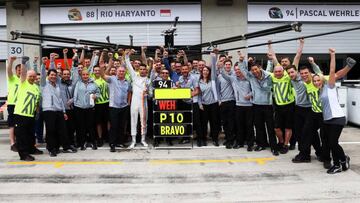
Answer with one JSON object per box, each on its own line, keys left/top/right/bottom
{"left": 124, "top": 49, "right": 137, "bottom": 79}
{"left": 49, "top": 53, "right": 57, "bottom": 70}
{"left": 181, "top": 50, "right": 188, "bottom": 65}
{"left": 7, "top": 56, "right": 17, "bottom": 78}
{"left": 268, "top": 40, "right": 279, "bottom": 65}
{"left": 40, "top": 57, "right": 48, "bottom": 87}
{"left": 328, "top": 48, "right": 336, "bottom": 88}
{"left": 99, "top": 60, "right": 111, "bottom": 82}
{"left": 154, "top": 48, "right": 161, "bottom": 62}
{"left": 33, "top": 57, "right": 39, "bottom": 73}
{"left": 79, "top": 46, "right": 86, "bottom": 65}
{"left": 237, "top": 52, "right": 251, "bottom": 79}
{"left": 20, "top": 57, "right": 29, "bottom": 83}
{"left": 293, "top": 38, "right": 304, "bottom": 68}
{"left": 63, "top": 48, "right": 70, "bottom": 70}
{"left": 140, "top": 46, "right": 148, "bottom": 66}
{"left": 210, "top": 52, "right": 219, "bottom": 102}
{"left": 308, "top": 57, "right": 322, "bottom": 75}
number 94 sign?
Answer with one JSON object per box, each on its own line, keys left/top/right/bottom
{"left": 8, "top": 43, "right": 24, "bottom": 57}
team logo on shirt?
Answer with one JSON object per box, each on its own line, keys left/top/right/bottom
{"left": 21, "top": 92, "right": 38, "bottom": 115}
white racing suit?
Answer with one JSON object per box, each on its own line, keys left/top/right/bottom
{"left": 125, "top": 56, "right": 150, "bottom": 147}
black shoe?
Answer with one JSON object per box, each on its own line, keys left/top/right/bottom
{"left": 226, "top": 143, "right": 232, "bottom": 149}
{"left": 323, "top": 161, "right": 332, "bottom": 169}
{"left": 327, "top": 165, "right": 342, "bottom": 174}
{"left": 49, "top": 151, "right": 57, "bottom": 157}
{"left": 97, "top": 139, "right": 104, "bottom": 147}
{"left": 202, "top": 140, "right": 207, "bottom": 146}
{"left": 277, "top": 143, "right": 284, "bottom": 151}
{"left": 85, "top": 142, "right": 92, "bottom": 148}
{"left": 92, "top": 143, "right": 98, "bottom": 150}
{"left": 69, "top": 145, "right": 78, "bottom": 153}
{"left": 212, "top": 141, "right": 219, "bottom": 147}
{"left": 197, "top": 140, "right": 202, "bottom": 147}
{"left": 223, "top": 141, "right": 228, "bottom": 146}
{"left": 292, "top": 154, "right": 311, "bottom": 163}
{"left": 254, "top": 146, "right": 266, "bottom": 151}
{"left": 280, "top": 145, "right": 289, "bottom": 154}
{"left": 55, "top": 149, "right": 61, "bottom": 154}
{"left": 30, "top": 148, "right": 44, "bottom": 155}
{"left": 80, "top": 146, "right": 86, "bottom": 151}
{"left": 10, "top": 144, "right": 18, "bottom": 152}
{"left": 110, "top": 145, "right": 116, "bottom": 153}
{"left": 289, "top": 145, "right": 296, "bottom": 150}
{"left": 20, "top": 155, "right": 35, "bottom": 161}
{"left": 341, "top": 155, "right": 350, "bottom": 171}
{"left": 272, "top": 149, "right": 279, "bottom": 156}
{"left": 247, "top": 146, "right": 253, "bottom": 152}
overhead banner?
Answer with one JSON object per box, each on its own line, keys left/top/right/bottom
{"left": 0, "top": 8, "right": 6, "bottom": 26}
{"left": 248, "top": 4, "right": 360, "bottom": 22}
{"left": 40, "top": 4, "right": 201, "bottom": 24}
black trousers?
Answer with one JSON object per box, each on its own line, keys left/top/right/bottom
{"left": 43, "top": 111, "right": 70, "bottom": 152}
{"left": 14, "top": 115, "right": 36, "bottom": 159}
{"left": 109, "top": 106, "right": 129, "bottom": 146}
{"left": 323, "top": 123, "right": 346, "bottom": 165}
{"left": 95, "top": 103, "right": 109, "bottom": 141}
{"left": 253, "top": 104, "right": 277, "bottom": 150}
{"left": 235, "top": 106, "right": 254, "bottom": 146}
{"left": 295, "top": 106, "right": 322, "bottom": 158}
{"left": 193, "top": 102, "right": 202, "bottom": 139}
{"left": 305, "top": 111, "right": 331, "bottom": 161}
{"left": 65, "top": 109, "right": 75, "bottom": 146}
{"left": 75, "top": 107, "right": 96, "bottom": 146}
{"left": 220, "top": 101, "right": 235, "bottom": 142}
{"left": 200, "top": 103, "right": 220, "bottom": 141}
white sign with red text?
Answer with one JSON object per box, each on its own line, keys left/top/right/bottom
{"left": 40, "top": 4, "right": 201, "bottom": 24}
{"left": 248, "top": 4, "right": 360, "bottom": 22}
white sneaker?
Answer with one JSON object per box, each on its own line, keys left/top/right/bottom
{"left": 128, "top": 142, "right": 136, "bottom": 149}
{"left": 141, "top": 140, "right": 148, "bottom": 147}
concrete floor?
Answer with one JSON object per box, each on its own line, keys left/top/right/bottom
{"left": 0, "top": 126, "right": 360, "bottom": 202}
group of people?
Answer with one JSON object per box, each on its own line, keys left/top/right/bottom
{"left": 6, "top": 39, "right": 355, "bottom": 174}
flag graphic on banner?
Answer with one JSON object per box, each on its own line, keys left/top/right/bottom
{"left": 160, "top": 9, "right": 171, "bottom": 17}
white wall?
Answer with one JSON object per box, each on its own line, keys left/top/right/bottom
{"left": 201, "top": 0, "right": 248, "bottom": 61}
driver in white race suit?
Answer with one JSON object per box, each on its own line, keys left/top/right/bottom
{"left": 125, "top": 50, "right": 151, "bottom": 148}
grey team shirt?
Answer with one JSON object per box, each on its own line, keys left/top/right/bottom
{"left": 107, "top": 76, "right": 131, "bottom": 109}
{"left": 218, "top": 71, "right": 235, "bottom": 102}
{"left": 291, "top": 74, "right": 312, "bottom": 108}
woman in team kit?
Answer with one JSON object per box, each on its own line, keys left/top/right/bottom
{"left": 312, "top": 48, "right": 352, "bottom": 174}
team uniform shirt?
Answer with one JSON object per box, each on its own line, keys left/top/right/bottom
{"left": 291, "top": 74, "right": 312, "bottom": 108}
{"left": 93, "top": 77, "right": 109, "bottom": 104}
{"left": 220, "top": 70, "right": 252, "bottom": 106}
{"left": 304, "top": 75, "right": 329, "bottom": 113}
{"left": 238, "top": 61, "right": 273, "bottom": 105}
{"left": 189, "top": 72, "right": 200, "bottom": 103}
{"left": 218, "top": 71, "right": 235, "bottom": 102}
{"left": 320, "top": 83, "right": 345, "bottom": 124}
{"left": 14, "top": 80, "right": 41, "bottom": 118}
{"left": 198, "top": 56, "right": 219, "bottom": 106}
{"left": 270, "top": 71, "right": 295, "bottom": 106}
{"left": 73, "top": 79, "right": 101, "bottom": 109}
{"left": 178, "top": 74, "right": 199, "bottom": 104}
{"left": 7, "top": 75, "right": 21, "bottom": 105}
{"left": 106, "top": 76, "right": 131, "bottom": 108}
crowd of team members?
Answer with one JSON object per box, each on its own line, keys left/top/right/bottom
{"left": 6, "top": 39, "right": 355, "bottom": 174}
